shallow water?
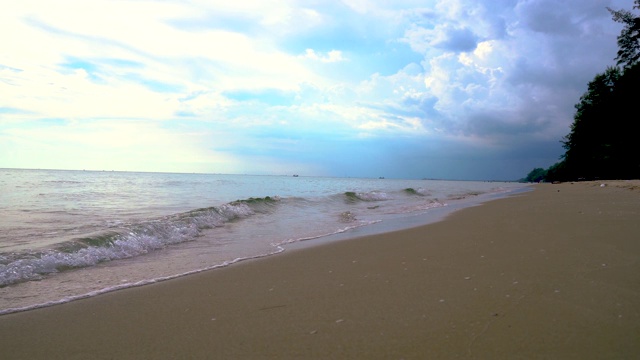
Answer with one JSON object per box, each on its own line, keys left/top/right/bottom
{"left": 0, "top": 168, "right": 527, "bottom": 314}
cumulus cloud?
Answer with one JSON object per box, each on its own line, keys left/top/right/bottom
{"left": 396, "top": 1, "right": 623, "bottom": 138}
{"left": 0, "top": 0, "right": 631, "bottom": 179}
{"left": 301, "top": 49, "right": 347, "bottom": 62}
{"left": 404, "top": 24, "right": 479, "bottom": 53}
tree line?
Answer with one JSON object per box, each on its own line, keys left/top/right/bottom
{"left": 523, "top": 1, "right": 640, "bottom": 182}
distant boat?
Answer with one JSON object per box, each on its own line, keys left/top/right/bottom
{"left": 293, "top": 174, "right": 299, "bottom": 177}
{"left": 378, "top": 176, "right": 385, "bottom": 179}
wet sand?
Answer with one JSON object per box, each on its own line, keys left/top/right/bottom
{"left": 1, "top": 181, "right": 639, "bottom": 359}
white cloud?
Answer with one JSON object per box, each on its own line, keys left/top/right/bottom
{"left": 0, "top": 0, "right": 633, "bottom": 179}
{"left": 1, "top": 0, "right": 325, "bottom": 121}
{"left": 302, "top": 49, "right": 347, "bottom": 63}
{"left": 2, "top": 65, "right": 179, "bottom": 120}
{"left": 395, "top": 0, "right": 625, "bottom": 142}
{"left": 1, "top": 119, "right": 240, "bottom": 173}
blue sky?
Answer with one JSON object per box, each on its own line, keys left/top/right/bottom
{"left": 0, "top": 0, "right": 631, "bottom": 180}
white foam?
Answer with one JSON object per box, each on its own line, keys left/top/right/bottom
{"left": 1, "top": 176, "right": 530, "bottom": 315}
{"left": 357, "top": 191, "right": 389, "bottom": 201}
{"left": 270, "top": 220, "right": 381, "bottom": 247}
{"left": 0, "top": 246, "right": 287, "bottom": 316}
{"left": 0, "top": 201, "right": 259, "bottom": 287}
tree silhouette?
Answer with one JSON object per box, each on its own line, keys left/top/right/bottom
{"left": 524, "top": 2, "right": 640, "bottom": 181}
{"left": 523, "top": 167, "right": 547, "bottom": 182}
{"left": 542, "top": 63, "right": 639, "bottom": 181}
{"left": 608, "top": 0, "right": 640, "bottom": 69}
{"left": 562, "top": 67, "right": 620, "bottom": 179}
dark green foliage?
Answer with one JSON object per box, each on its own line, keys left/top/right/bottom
{"left": 522, "top": 168, "right": 548, "bottom": 182}
{"left": 544, "top": 161, "right": 568, "bottom": 182}
{"left": 558, "top": 64, "right": 640, "bottom": 180}
{"left": 525, "top": 3, "right": 640, "bottom": 182}
{"left": 562, "top": 67, "right": 621, "bottom": 179}
{"left": 608, "top": 0, "right": 640, "bottom": 69}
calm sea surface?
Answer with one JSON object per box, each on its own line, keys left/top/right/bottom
{"left": 0, "top": 168, "right": 528, "bottom": 314}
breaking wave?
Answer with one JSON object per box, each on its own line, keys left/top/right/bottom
{"left": 344, "top": 191, "right": 390, "bottom": 202}
{"left": 0, "top": 197, "right": 278, "bottom": 287}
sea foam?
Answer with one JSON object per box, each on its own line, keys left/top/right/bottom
{"left": 0, "top": 198, "right": 270, "bottom": 287}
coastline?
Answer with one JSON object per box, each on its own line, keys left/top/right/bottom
{"left": 1, "top": 181, "right": 639, "bottom": 359}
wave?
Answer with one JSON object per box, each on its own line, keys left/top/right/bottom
{"left": 0, "top": 185, "right": 512, "bottom": 288}
{"left": 0, "top": 196, "right": 279, "bottom": 287}
{"left": 446, "top": 191, "right": 484, "bottom": 200}
{"left": 403, "top": 187, "right": 430, "bottom": 196}
{"left": 344, "top": 191, "right": 390, "bottom": 202}
{"left": 43, "top": 180, "right": 83, "bottom": 184}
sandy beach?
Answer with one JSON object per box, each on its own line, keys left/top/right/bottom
{"left": 1, "top": 181, "right": 639, "bottom": 359}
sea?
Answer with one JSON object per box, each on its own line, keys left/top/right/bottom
{"left": 0, "top": 168, "right": 529, "bottom": 314}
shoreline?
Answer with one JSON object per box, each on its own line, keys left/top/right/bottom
{"left": 281, "top": 185, "right": 532, "bottom": 252}
{"left": 1, "top": 181, "right": 639, "bottom": 359}
{"left": 0, "top": 186, "right": 527, "bottom": 316}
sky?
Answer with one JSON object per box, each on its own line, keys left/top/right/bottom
{"left": 0, "top": 0, "right": 632, "bottom": 180}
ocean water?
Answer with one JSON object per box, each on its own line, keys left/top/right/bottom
{"left": 0, "top": 168, "right": 528, "bottom": 314}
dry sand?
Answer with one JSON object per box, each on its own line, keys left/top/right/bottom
{"left": 1, "top": 181, "right": 639, "bottom": 359}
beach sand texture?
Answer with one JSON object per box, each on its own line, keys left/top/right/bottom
{"left": 1, "top": 181, "right": 639, "bottom": 359}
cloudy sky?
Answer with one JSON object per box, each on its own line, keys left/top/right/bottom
{"left": 0, "top": 0, "right": 631, "bottom": 180}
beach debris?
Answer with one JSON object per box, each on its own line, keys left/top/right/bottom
{"left": 439, "top": 299, "right": 445, "bottom": 303}
{"left": 600, "top": 183, "right": 607, "bottom": 187}
{"left": 336, "top": 319, "right": 344, "bottom": 323}
{"left": 464, "top": 276, "right": 471, "bottom": 280}
{"left": 309, "top": 330, "right": 318, "bottom": 335}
